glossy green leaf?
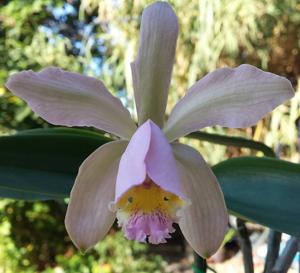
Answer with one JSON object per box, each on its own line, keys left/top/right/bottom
{"left": 187, "top": 131, "right": 276, "bottom": 157}
{"left": 0, "top": 128, "right": 111, "bottom": 200}
{"left": 213, "top": 157, "right": 300, "bottom": 237}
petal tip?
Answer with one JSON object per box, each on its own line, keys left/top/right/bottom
{"left": 282, "top": 77, "right": 295, "bottom": 98}
{"left": 64, "top": 213, "right": 96, "bottom": 253}
{"left": 202, "top": 251, "right": 212, "bottom": 259}
{"left": 145, "top": 1, "right": 175, "bottom": 13}
{"left": 5, "top": 70, "right": 31, "bottom": 92}
{"left": 78, "top": 246, "right": 89, "bottom": 255}
{"left": 144, "top": 119, "right": 159, "bottom": 128}
{"left": 144, "top": 1, "right": 178, "bottom": 32}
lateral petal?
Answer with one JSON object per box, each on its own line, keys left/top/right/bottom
{"left": 164, "top": 64, "right": 294, "bottom": 141}
{"left": 6, "top": 67, "right": 136, "bottom": 139}
{"left": 65, "top": 140, "right": 128, "bottom": 251}
{"left": 131, "top": 2, "right": 178, "bottom": 127}
{"left": 173, "top": 143, "right": 228, "bottom": 258}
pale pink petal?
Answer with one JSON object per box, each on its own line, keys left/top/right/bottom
{"left": 164, "top": 64, "right": 295, "bottom": 141}
{"left": 173, "top": 143, "right": 228, "bottom": 258}
{"left": 115, "top": 120, "right": 182, "bottom": 201}
{"left": 65, "top": 140, "right": 128, "bottom": 251}
{"left": 6, "top": 67, "right": 136, "bottom": 139}
{"left": 131, "top": 2, "right": 178, "bottom": 127}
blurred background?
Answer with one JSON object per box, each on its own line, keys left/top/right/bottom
{"left": 0, "top": 0, "right": 299, "bottom": 272}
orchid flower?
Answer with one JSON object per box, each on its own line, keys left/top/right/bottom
{"left": 5, "top": 2, "right": 294, "bottom": 258}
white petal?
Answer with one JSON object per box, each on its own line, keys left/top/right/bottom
{"left": 131, "top": 2, "right": 178, "bottom": 127}
{"left": 173, "top": 143, "right": 228, "bottom": 258}
{"left": 164, "top": 64, "right": 294, "bottom": 141}
{"left": 65, "top": 140, "right": 128, "bottom": 251}
{"left": 6, "top": 67, "right": 136, "bottom": 139}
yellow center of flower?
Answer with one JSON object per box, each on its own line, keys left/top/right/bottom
{"left": 114, "top": 180, "right": 186, "bottom": 244}
{"left": 116, "top": 180, "right": 184, "bottom": 214}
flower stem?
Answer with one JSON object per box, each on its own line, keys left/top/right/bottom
{"left": 263, "top": 231, "right": 282, "bottom": 273}
{"left": 272, "top": 237, "right": 298, "bottom": 273}
{"left": 193, "top": 253, "right": 207, "bottom": 273}
{"left": 236, "top": 218, "right": 254, "bottom": 273}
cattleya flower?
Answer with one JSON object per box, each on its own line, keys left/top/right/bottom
{"left": 5, "top": 2, "right": 294, "bottom": 258}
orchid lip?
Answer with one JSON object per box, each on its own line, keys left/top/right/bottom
{"left": 111, "top": 179, "right": 188, "bottom": 244}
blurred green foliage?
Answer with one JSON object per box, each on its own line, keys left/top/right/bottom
{"left": 0, "top": 0, "right": 300, "bottom": 272}
{"left": 0, "top": 200, "right": 166, "bottom": 273}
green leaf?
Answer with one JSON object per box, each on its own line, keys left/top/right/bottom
{"left": 213, "top": 157, "right": 300, "bottom": 237}
{"left": 187, "top": 131, "right": 276, "bottom": 157}
{"left": 0, "top": 128, "right": 111, "bottom": 200}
